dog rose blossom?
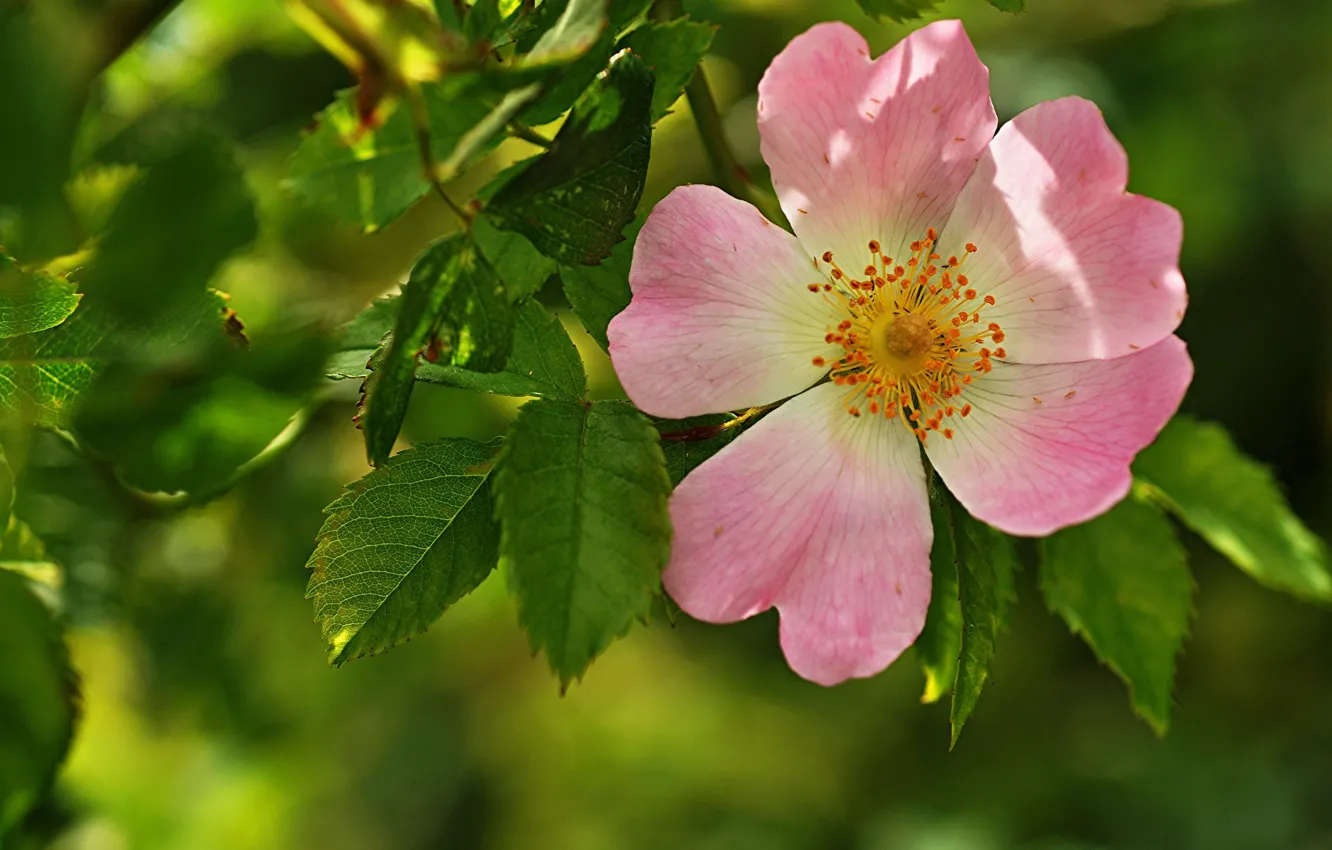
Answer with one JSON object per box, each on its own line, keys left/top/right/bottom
{"left": 607, "top": 20, "right": 1192, "bottom": 685}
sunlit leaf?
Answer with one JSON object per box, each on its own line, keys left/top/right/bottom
{"left": 488, "top": 52, "right": 653, "bottom": 265}
{"left": 917, "top": 496, "right": 961, "bottom": 705}
{"left": 949, "top": 501, "right": 1018, "bottom": 747}
{"left": 1135, "top": 416, "right": 1332, "bottom": 602}
{"left": 619, "top": 18, "right": 716, "bottom": 122}
{"left": 1040, "top": 496, "right": 1194, "bottom": 735}
{"left": 495, "top": 398, "right": 671, "bottom": 685}
{"left": 558, "top": 214, "right": 641, "bottom": 349}
{"left": 0, "top": 569, "right": 76, "bottom": 836}
{"left": 0, "top": 515, "right": 62, "bottom": 595}
{"left": 307, "top": 438, "right": 501, "bottom": 664}
{"left": 290, "top": 73, "right": 539, "bottom": 231}
{"left": 0, "top": 253, "right": 80, "bottom": 340}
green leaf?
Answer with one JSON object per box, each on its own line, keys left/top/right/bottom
{"left": 79, "top": 140, "right": 257, "bottom": 324}
{"left": 0, "top": 253, "right": 80, "bottom": 340}
{"left": 558, "top": 214, "right": 641, "bottom": 349}
{"left": 362, "top": 235, "right": 511, "bottom": 465}
{"left": 289, "top": 73, "right": 539, "bottom": 231}
{"left": 464, "top": 0, "right": 505, "bottom": 43}
{"left": 73, "top": 331, "right": 330, "bottom": 495}
{"left": 1040, "top": 496, "right": 1194, "bottom": 736}
{"left": 307, "top": 438, "right": 502, "bottom": 664}
{"left": 0, "top": 569, "right": 76, "bottom": 837}
{"left": 472, "top": 215, "right": 557, "bottom": 301}
{"left": 420, "top": 299, "right": 585, "bottom": 399}
{"left": 327, "top": 297, "right": 399, "bottom": 379}
{"left": 1135, "top": 416, "right": 1332, "bottom": 602}
{"left": 0, "top": 9, "right": 80, "bottom": 258}
{"left": 854, "top": 0, "right": 940, "bottom": 22}
{"left": 654, "top": 413, "right": 742, "bottom": 486}
{"left": 985, "top": 0, "right": 1026, "bottom": 11}
{"left": 488, "top": 52, "right": 653, "bottom": 266}
{"left": 619, "top": 18, "right": 716, "bottom": 122}
{"left": 495, "top": 398, "right": 672, "bottom": 685}
{"left": 0, "top": 292, "right": 231, "bottom": 426}
{"left": 331, "top": 297, "right": 583, "bottom": 399}
{"left": 523, "top": 0, "right": 611, "bottom": 65}
{"left": 917, "top": 495, "right": 961, "bottom": 705}
{"left": 517, "top": 0, "right": 652, "bottom": 125}
{"left": 949, "top": 500, "right": 1018, "bottom": 747}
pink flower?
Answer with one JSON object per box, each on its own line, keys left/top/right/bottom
{"left": 607, "top": 21, "right": 1192, "bottom": 686}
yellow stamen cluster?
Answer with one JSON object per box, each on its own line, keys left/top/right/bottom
{"left": 807, "top": 229, "right": 1006, "bottom": 443}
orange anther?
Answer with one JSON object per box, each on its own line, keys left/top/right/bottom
{"left": 864, "top": 266, "right": 877, "bottom": 276}
{"left": 994, "top": 347, "right": 1006, "bottom": 358}
{"left": 831, "top": 269, "right": 843, "bottom": 279}
{"left": 980, "top": 348, "right": 991, "bottom": 358}
{"left": 910, "top": 240, "right": 923, "bottom": 252}
{"left": 808, "top": 283, "right": 821, "bottom": 292}
{"left": 960, "top": 404, "right": 972, "bottom": 417}
{"left": 992, "top": 331, "right": 1005, "bottom": 343}
{"left": 848, "top": 406, "right": 861, "bottom": 417}
{"left": 812, "top": 356, "right": 826, "bottom": 367}
{"left": 868, "top": 240, "right": 880, "bottom": 253}
{"left": 927, "top": 227, "right": 938, "bottom": 241}
{"left": 965, "top": 243, "right": 977, "bottom": 253}
{"left": 822, "top": 251, "right": 834, "bottom": 263}
{"left": 957, "top": 274, "right": 969, "bottom": 286}
{"left": 964, "top": 289, "right": 977, "bottom": 300}
{"left": 943, "top": 428, "right": 954, "bottom": 439}
{"left": 983, "top": 295, "right": 996, "bottom": 306}
{"left": 869, "top": 402, "right": 880, "bottom": 414}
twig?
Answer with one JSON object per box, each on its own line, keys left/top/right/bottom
{"left": 651, "top": 0, "right": 788, "bottom": 227}
{"left": 509, "top": 120, "right": 553, "bottom": 148}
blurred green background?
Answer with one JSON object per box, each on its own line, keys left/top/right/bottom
{"left": 10, "top": 0, "right": 1332, "bottom": 847}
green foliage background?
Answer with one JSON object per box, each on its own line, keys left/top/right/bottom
{"left": 5, "top": 0, "right": 1332, "bottom": 847}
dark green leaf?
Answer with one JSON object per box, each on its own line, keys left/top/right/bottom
{"left": 0, "top": 292, "right": 231, "bottom": 426}
{"left": 420, "top": 299, "right": 585, "bottom": 398}
{"left": 79, "top": 140, "right": 257, "bottom": 324}
{"left": 0, "top": 254, "right": 80, "bottom": 339}
{"left": 949, "top": 500, "right": 1018, "bottom": 747}
{"left": 1135, "top": 416, "right": 1332, "bottom": 602}
{"left": 522, "top": 0, "right": 610, "bottom": 65}
{"left": 0, "top": 9, "right": 80, "bottom": 258}
{"left": 917, "top": 495, "right": 961, "bottom": 705}
{"left": 289, "top": 73, "right": 539, "bottom": 231}
{"left": 985, "top": 0, "right": 1026, "bottom": 11}
{"left": 331, "top": 297, "right": 582, "bottom": 399}
{"left": 362, "top": 235, "right": 511, "bottom": 465}
{"left": 326, "top": 297, "right": 399, "bottom": 380}
{"left": 495, "top": 398, "right": 672, "bottom": 685}
{"left": 0, "top": 569, "right": 76, "bottom": 836}
{"left": 488, "top": 53, "right": 653, "bottom": 266}
{"left": 307, "top": 438, "right": 502, "bottom": 664}
{"left": 464, "top": 0, "right": 505, "bottom": 43}
{"left": 654, "top": 413, "right": 742, "bottom": 486}
{"left": 1040, "top": 496, "right": 1193, "bottom": 735}
{"left": 854, "top": 0, "right": 940, "bottom": 22}
{"left": 74, "top": 331, "right": 331, "bottom": 495}
{"left": 558, "top": 213, "right": 641, "bottom": 348}
{"left": 619, "top": 19, "right": 716, "bottom": 122}
{"left": 473, "top": 215, "right": 558, "bottom": 301}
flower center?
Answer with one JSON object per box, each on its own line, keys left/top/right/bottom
{"left": 805, "top": 229, "right": 1008, "bottom": 444}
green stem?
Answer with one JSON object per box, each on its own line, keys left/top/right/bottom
{"left": 651, "top": 0, "right": 787, "bottom": 227}
{"left": 509, "top": 120, "right": 553, "bottom": 148}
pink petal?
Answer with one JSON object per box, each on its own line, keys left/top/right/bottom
{"left": 664, "top": 383, "right": 933, "bottom": 686}
{"left": 757, "top": 21, "right": 996, "bottom": 272}
{"left": 608, "top": 185, "right": 838, "bottom": 418}
{"left": 926, "top": 336, "right": 1193, "bottom": 537}
{"left": 939, "top": 97, "right": 1187, "bottom": 364}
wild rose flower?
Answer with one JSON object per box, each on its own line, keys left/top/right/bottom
{"left": 607, "top": 21, "right": 1192, "bottom": 686}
